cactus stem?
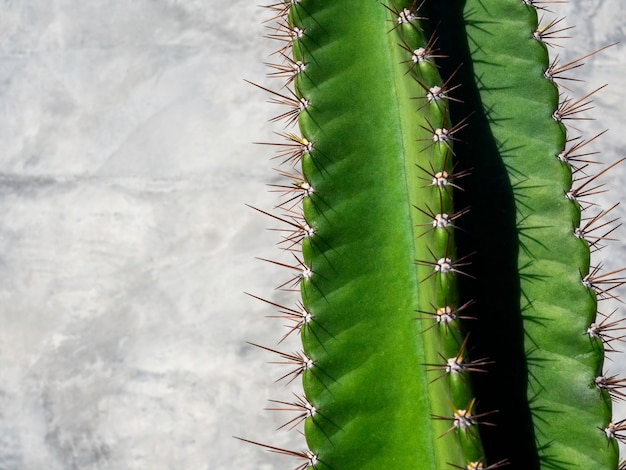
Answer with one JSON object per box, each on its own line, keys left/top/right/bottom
{"left": 244, "top": 1, "right": 625, "bottom": 467}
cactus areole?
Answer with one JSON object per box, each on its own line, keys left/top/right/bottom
{"left": 243, "top": 1, "right": 625, "bottom": 469}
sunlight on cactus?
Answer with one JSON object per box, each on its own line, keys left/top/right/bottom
{"left": 241, "top": 1, "right": 625, "bottom": 468}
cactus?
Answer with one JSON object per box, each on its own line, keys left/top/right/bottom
{"left": 242, "top": 0, "right": 625, "bottom": 468}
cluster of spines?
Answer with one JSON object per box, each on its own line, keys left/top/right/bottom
{"left": 530, "top": 2, "right": 626, "bottom": 454}
{"left": 242, "top": 0, "right": 626, "bottom": 468}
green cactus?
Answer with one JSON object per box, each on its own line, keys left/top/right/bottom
{"left": 243, "top": 1, "right": 625, "bottom": 468}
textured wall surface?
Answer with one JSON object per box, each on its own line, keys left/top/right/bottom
{"left": 0, "top": 1, "right": 624, "bottom": 469}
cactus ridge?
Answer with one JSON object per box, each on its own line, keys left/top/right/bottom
{"left": 241, "top": 0, "right": 626, "bottom": 469}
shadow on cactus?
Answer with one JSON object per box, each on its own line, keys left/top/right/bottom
{"left": 240, "top": 0, "right": 626, "bottom": 468}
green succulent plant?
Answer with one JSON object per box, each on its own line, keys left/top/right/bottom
{"left": 242, "top": 1, "right": 626, "bottom": 468}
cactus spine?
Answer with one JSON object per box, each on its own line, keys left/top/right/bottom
{"left": 244, "top": 1, "right": 625, "bottom": 468}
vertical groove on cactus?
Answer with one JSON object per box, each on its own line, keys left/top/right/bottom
{"left": 242, "top": 0, "right": 625, "bottom": 468}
